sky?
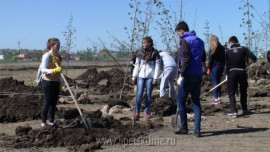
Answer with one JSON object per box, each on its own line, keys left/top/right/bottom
{"left": 0, "top": 0, "right": 269, "bottom": 52}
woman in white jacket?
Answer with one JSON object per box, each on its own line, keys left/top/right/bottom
{"left": 132, "top": 37, "right": 161, "bottom": 120}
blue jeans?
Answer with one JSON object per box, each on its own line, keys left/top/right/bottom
{"left": 135, "top": 77, "right": 153, "bottom": 114}
{"left": 211, "top": 65, "right": 224, "bottom": 99}
{"left": 177, "top": 75, "right": 202, "bottom": 133}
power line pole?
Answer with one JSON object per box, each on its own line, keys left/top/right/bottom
{"left": 218, "top": 24, "right": 224, "bottom": 44}
{"left": 180, "top": 0, "right": 183, "bottom": 21}
{"left": 267, "top": 0, "right": 270, "bottom": 53}
{"left": 17, "top": 40, "right": 21, "bottom": 51}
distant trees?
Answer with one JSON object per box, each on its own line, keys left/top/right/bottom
{"left": 239, "top": 0, "right": 270, "bottom": 53}
{"left": 125, "top": 0, "right": 182, "bottom": 52}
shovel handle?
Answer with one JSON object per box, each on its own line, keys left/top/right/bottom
{"left": 265, "top": 84, "right": 270, "bottom": 88}
{"left": 200, "top": 77, "right": 228, "bottom": 98}
{"left": 55, "top": 63, "right": 84, "bottom": 116}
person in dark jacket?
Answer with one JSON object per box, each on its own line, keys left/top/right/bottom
{"left": 226, "top": 36, "right": 257, "bottom": 117}
{"left": 207, "top": 35, "right": 225, "bottom": 104}
{"left": 129, "top": 51, "right": 136, "bottom": 77}
{"left": 267, "top": 51, "right": 270, "bottom": 63}
{"left": 174, "top": 21, "right": 205, "bottom": 138}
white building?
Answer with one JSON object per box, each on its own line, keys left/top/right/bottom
{"left": 0, "top": 54, "right": 4, "bottom": 60}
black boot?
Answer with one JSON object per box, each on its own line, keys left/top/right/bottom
{"left": 174, "top": 127, "right": 188, "bottom": 134}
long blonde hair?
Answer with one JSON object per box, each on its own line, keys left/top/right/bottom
{"left": 210, "top": 35, "right": 219, "bottom": 55}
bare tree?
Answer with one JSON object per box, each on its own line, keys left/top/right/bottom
{"left": 62, "top": 13, "right": 76, "bottom": 76}
{"left": 203, "top": 20, "right": 210, "bottom": 51}
{"left": 218, "top": 24, "right": 224, "bottom": 44}
{"left": 239, "top": 0, "right": 254, "bottom": 49}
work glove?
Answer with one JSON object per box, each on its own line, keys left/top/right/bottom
{"left": 53, "top": 67, "right": 62, "bottom": 74}
{"left": 207, "top": 69, "right": 211, "bottom": 76}
{"left": 59, "top": 84, "right": 63, "bottom": 92}
{"left": 152, "top": 79, "right": 157, "bottom": 86}
{"left": 132, "top": 77, "right": 137, "bottom": 85}
{"left": 177, "top": 75, "right": 184, "bottom": 86}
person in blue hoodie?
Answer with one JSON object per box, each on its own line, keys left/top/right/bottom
{"left": 159, "top": 51, "right": 177, "bottom": 98}
{"left": 174, "top": 21, "right": 205, "bottom": 138}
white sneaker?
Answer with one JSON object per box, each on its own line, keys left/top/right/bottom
{"left": 48, "top": 122, "right": 54, "bottom": 126}
{"left": 41, "top": 122, "right": 46, "bottom": 127}
{"left": 228, "top": 112, "right": 237, "bottom": 118}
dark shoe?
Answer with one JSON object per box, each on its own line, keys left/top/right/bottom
{"left": 174, "top": 127, "right": 188, "bottom": 134}
{"left": 194, "top": 132, "right": 201, "bottom": 138}
{"left": 242, "top": 110, "right": 251, "bottom": 116}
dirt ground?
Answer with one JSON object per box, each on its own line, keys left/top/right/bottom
{"left": 0, "top": 61, "right": 270, "bottom": 152}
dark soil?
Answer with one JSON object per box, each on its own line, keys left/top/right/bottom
{"left": 150, "top": 95, "right": 177, "bottom": 116}
{"left": 0, "top": 77, "right": 75, "bottom": 123}
{"left": 0, "top": 77, "right": 41, "bottom": 95}
{"left": 76, "top": 68, "right": 133, "bottom": 95}
{"left": 0, "top": 95, "right": 43, "bottom": 123}
{"left": 75, "top": 68, "right": 98, "bottom": 81}
{"left": 248, "top": 61, "right": 270, "bottom": 79}
{"left": 15, "top": 125, "right": 32, "bottom": 136}
{"left": 1, "top": 110, "right": 162, "bottom": 151}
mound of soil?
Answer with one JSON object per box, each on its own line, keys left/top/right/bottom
{"left": 2, "top": 110, "right": 162, "bottom": 151}
{"left": 201, "top": 102, "right": 233, "bottom": 116}
{"left": 0, "top": 78, "right": 44, "bottom": 123}
{"left": 0, "top": 77, "right": 40, "bottom": 94}
{"left": 150, "top": 95, "right": 177, "bottom": 116}
{"left": 75, "top": 68, "right": 98, "bottom": 81}
{"left": 248, "top": 61, "right": 270, "bottom": 79}
{"left": 0, "top": 95, "right": 43, "bottom": 123}
{"left": 76, "top": 68, "right": 133, "bottom": 95}
{"left": 15, "top": 125, "right": 32, "bottom": 136}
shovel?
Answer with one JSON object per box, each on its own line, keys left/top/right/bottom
{"left": 55, "top": 63, "right": 92, "bottom": 131}
{"left": 200, "top": 77, "right": 228, "bottom": 99}
{"left": 171, "top": 108, "right": 179, "bottom": 128}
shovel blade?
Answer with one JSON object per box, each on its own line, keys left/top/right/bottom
{"left": 81, "top": 115, "right": 93, "bottom": 131}
{"left": 171, "top": 114, "right": 180, "bottom": 128}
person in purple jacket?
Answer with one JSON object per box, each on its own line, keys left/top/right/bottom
{"left": 174, "top": 21, "right": 205, "bottom": 138}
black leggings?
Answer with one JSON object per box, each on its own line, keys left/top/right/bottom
{"left": 41, "top": 79, "right": 60, "bottom": 123}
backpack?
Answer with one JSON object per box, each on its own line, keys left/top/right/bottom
{"left": 35, "top": 53, "right": 52, "bottom": 86}
{"left": 35, "top": 65, "right": 42, "bottom": 86}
